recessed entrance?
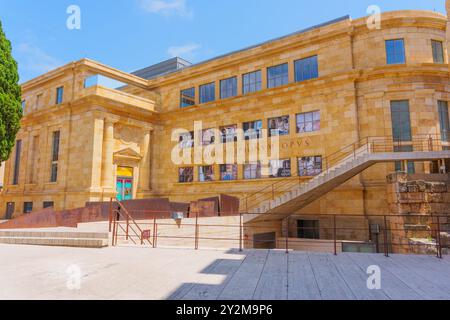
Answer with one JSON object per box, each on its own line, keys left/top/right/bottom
{"left": 5, "top": 202, "right": 15, "bottom": 220}
{"left": 116, "top": 167, "right": 133, "bottom": 201}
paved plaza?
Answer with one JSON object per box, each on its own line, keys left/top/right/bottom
{"left": 0, "top": 244, "right": 449, "bottom": 300}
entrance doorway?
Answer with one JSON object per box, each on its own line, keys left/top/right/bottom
{"left": 5, "top": 202, "right": 15, "bottom": 220}
{"left": 116, "top": 167, "right": 133, "bottom": 201}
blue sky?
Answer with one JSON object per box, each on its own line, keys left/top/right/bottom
{"left": 0, "top": 0, "right": 446, "bottom": 82}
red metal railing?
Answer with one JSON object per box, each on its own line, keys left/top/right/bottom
{"left": 241, "top": 134, "right": 450, "bottom": 213}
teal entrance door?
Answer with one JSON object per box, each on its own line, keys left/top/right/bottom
{"left": 116, "top": 178, "right": 133, "bottom": 201}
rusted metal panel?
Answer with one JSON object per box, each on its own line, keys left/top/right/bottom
{"left": 220, "top": 194, "right": 240, "bottom": 216}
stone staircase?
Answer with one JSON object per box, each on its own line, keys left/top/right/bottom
{"left": 0, "top": 229, "right": 109, "bottom": 248}
{"left": 244, "top": 138, "right": 450, "bottom": 223}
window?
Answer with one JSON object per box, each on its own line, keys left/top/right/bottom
{"left": 267, "top": 63, "right": 289, "bottom": 88}
{"left": 56, "top": 87, "right": 64, "bottom": 104}
{"left": 394, "top": 145, "right": 415, "bottom": 173}
{"left": 23, "top": 202, "right": 33, "bottom": 214}
{"left": 201, "top": 128, "right": 216, "bottom": 146}
{"left": 50, "top": 131, "right": 60, "bottom": 183}
{"left": 432, "top": 40, "right": 444, "bottom": 64}
{"left": 242, "top": 70, "right": 262, "bottom": 94}
{"left": 243, "top": 120, "right": 263, "bottom": 140}
{"left": 298, "top": 156, "right": 322, "bottom": 177}
{"left": 268, "top": 116, "right": 289, "bottom": 137}
{"left": 244, "top": 162, "right": 262, "bottom": 180}
{"left": 36, "top": 93, "right": 43, "bottom": 109}
{"left": 199, "top": 166, "right": 214, "bottom": 182}
{"left": 21, "top": 100, "right": 26, "bottom": 110}
{"left": 29, "top": 135, "right": 40, "bottom": 184}
{"left": 296, "top": 111, "right": 320, "bottom": 133}
{"left": 43, "top": 202, "right": 54, "bottom": 209}
{"left": 386, "top": 39, "right": 406, "bottom": 65}
{"left": 220, "top": 164, "right": 238, "bottom": 181}
{"left": 439, "top": 101, "right": 450, "bottom": 141}
{"left": 220, "top": 125, "right": 237, "bottom": 143}
{"left": 179, "top": 131, "right": 194, "bottom": 149}
{"left": 297, "top": 220, "right": 320, "bottom": 239}
{"left": 179, "top": 167, "right": 194, "bottom": 183}
{"left": 220, "top": 77, "right": 237, "bottom": 99}
{"left": 390, "top": 100, "right": 412, "bottom": 141}
{"left": 180, "top": 87, "right": 195, "bottom": 108}
{"left": 199, "top": 82, "right": 215, "bottom": 104}
{"left": 13, "top": 140, "right": 22, "bottom": 185}
{"left": 295, "top": 56, "right": 319, "bottom": 82}
{"left": 269, "top": 159, "right": 291, "bottom": 178}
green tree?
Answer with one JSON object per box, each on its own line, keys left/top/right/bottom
{"left": 0, "top": 20, "right": 22, "bottom": 164}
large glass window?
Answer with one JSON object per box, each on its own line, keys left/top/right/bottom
{"left": 201, "top": 128, "right": 216, "bottom": 146}
{"left": 23, "top": 202, "right": 33, "bottom": 214}
{"left": 199, "top": 166, "right": 215, "bottom": 182}
{"left": 267, "top": 63, "right": 289, "bottom": 88}
{"left": 179, "top": 131, "right": 194, "bottom": 149}
{"left": 298, "top": 156, "right": 322, "bottom": 177}
{"left": 180, "top": 87, "right": 195, "bottom": 108}
{"left": 21, "top": 100, "right": 26, "bottom": 111}
{"left": 13, "top": 140, "right": 22, "bottom": 185}
{"left": 432, "top": 40, "right": 444, "bottom": 64}
{"left": 242, "top": 70, "right": 262, "bottom": 94}
{"left": 386, "top": 39, "right": 406, "bottom": 65}
{"left": 43, "top": 202, "right": 54, "bottom": 209}
{"left": 220, "top": 125, "right": 237, "bottom": 143}
{"left": 296, "top": 111, "right": 320, "bottom": 133}
{"left": 269, "top": 159, "right": 291, "bottom": 178}
{"left": 56, "top": 86, "right": 64, "bottom": 104}
{"left": 50, "top": 131, "right": 60, "bottom": 183}
{"left": 268, "top": 116, "right": 289, "bottom": 137}
{"left": 439, "top": 101, "right": 449, "bottom": 141}
{"left": 220, "top": 77, "right": 237, "bottom": 99}
{"left": 295, "top": 56, "right": 319, "bottom": 82}
{"left": 199, "top": 82, "right": 215, "bottom": 104}
{"left": 220, "top": 164, "right": 238, "bottom": 181}
{"left": 244, "top": 162, "right": 262, "bottom": 180}
{"left": 243, "top": 120, "right": 263, "bottom": 140}
{"left": 179, "top": 167, "right": 194, "bottom": 183}
{"left": 390, "top": 100, "right": 412, "bottom": 141}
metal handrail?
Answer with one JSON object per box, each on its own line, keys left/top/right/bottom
{"left": 241, "top": 134, "right": 450, "bottom": 212}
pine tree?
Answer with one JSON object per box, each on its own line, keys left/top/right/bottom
{"left": 0, "top": 20, "right": 22, "bottom": 164}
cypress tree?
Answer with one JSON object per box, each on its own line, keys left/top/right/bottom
{"left": 0, "top": 20, "right": 22, "bottom": 164}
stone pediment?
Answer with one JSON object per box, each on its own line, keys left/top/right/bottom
{"left": 113, "top": 148, "right": 142, "bottom": 161}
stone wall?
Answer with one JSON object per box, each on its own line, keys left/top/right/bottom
{"left": 386, "top": 172, "right": 450, "bottom": 254}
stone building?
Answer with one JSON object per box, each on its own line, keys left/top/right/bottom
{"left": 1, "top": 8, "right": 450, "bottom": 250}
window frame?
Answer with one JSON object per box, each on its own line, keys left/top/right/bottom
{"left": 12, "top": 140, "right": 22, "bottom": 185}
{"left": 180, "top": 87, "right": 196, "bottom": 108}
{"left": 296, "top": 111, "right": 321, "bottom": 134}
{"left": 390, "top": 100, "right": 412, "bottom": 142}
{"left": 56, "top": 86, "right": 64, "bottom": 105}
{"left": 23, "top": 202, "right": 33, "bottom": 214}
{"left": 178, "top": 167, "right": 194, "bottom": 183}
{"left": 242, "top": 70, "right": 262, "bottom": 95}
{"left": 50, "top": 131, "right": 60, "bottom": 183}
{"left": 243, "top": 120, "right": 263, "bottom": 140}
{"left": 268, "top": 116, "right": 290, "bottom": 137}
{"left": 385, "top": 39, "right": 406, "bottom": 65}
{"left": 298, "top": 156, "right": 323, "bottom": 177}
{"left": 432, "top": 40, "right": 445, "bottom": 64}
{"left": 199, "top": 82, "right": 216, "bottom": 104}
{"left": 267, "top": 63, "right": 289, "bottom": 89}
{"left": 269, "top": 159, "right": 292, "bottom": 178}
{"left": 219, "top": 164, "right": 238, "bottom": 181}
{"left": 199, "top": 165, "right": 215, "bottom": 182}
{"left": 220, "top": 76, "right": 238, "bottom": 99}
{"left": 294, "top": 55, "right": 319, "bottom": 82}
{"left": 244, "top": 162, "right": 262, "bottom": 180}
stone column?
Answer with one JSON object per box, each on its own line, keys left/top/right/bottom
{"left": 139, "top": 128, "right": 152, "bottom": 193}
{"left": 101, "top": 118, "right": 117, "bottom": 192}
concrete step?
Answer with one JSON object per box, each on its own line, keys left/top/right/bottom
{"left": 0, "top": 230, "right": 109, "bottom": 239}
{"left": 0, "top": 236, "right": 108, "bottom": 248}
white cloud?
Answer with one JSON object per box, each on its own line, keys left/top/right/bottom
{"left": 17, "top": 42, "right": 62, "bottom": 76}
{"left": 167, "top": 43, "right": 201, "bottom": 59}
{"left": 139, "top": 0, "right": 193, "bottom": 17}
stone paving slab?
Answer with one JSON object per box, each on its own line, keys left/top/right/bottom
{"left": 0, "top": 244, "right": 448, "bottom": 300}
